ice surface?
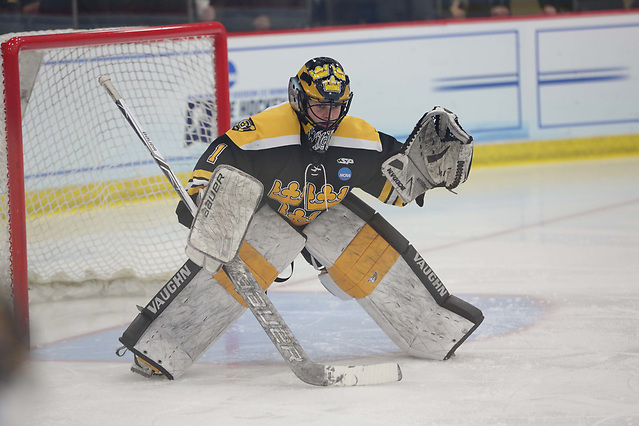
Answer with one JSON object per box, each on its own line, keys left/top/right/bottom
{"left": 2, "top": 157, "right": 639, "bottom": 425}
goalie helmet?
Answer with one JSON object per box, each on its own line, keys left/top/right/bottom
{"left": 288, "top": 57, "right": 353, "bottom": 153}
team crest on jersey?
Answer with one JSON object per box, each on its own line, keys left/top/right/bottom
{"left": 268, "top": 179, "right": 350, "bottom": 225}
{"left": 231, "top": 118, "right": 256, "bottom": 132}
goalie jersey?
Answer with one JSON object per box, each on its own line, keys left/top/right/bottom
{"left": 178, "top": 102, "right": 406, "bottom": 227}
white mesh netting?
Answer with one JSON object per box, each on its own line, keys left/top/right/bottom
{"left": 0, "top": 27, "right": 222, "bottom": 300}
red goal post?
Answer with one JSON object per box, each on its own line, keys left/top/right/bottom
{"left": 0, "top": 22, "right": 230, "bottom": 342}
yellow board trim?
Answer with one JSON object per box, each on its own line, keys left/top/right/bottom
{"left": 327, "top": 224, "right": 400, "bottom": 299}
{"left": 20, "top": 172, "right": 192, "bottom": 220}
{"left": 473, "top": 134, "right": 639, "bottom": 167}
{"left": 213, "top": 241, "right": 279, "bottom": 307}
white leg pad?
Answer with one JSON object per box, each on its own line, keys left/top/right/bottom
{"left": 133, "top": 268, "right": 245, "bottom": 379}
{"left": 357, "top": 257, "right": 475, "bottom": 360}
{"left": 303, "top": 195, "right": 483, "bottom": 360}
{"left": 122, "top": 204, "right": 306, "bottom": 379}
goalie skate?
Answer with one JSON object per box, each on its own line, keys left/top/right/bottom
{"left": 131, "top": 355, "right": 164, "bottom": 379}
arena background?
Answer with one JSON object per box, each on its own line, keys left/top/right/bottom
{"left": 225, "top": 10, "right": 639, "bottom": 166}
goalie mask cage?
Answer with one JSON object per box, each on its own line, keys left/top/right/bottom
{"left": 0, "top": 22, "right": 230, "bottom": 341}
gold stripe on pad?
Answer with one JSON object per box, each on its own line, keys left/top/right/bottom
{"left": 214, "top": 241, "right": 279, "bottom": 307}
{"left": 328, "top": 224, "right": 400, "bottom": 299}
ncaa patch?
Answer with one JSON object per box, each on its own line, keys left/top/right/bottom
{"left": 338, "top": 167, "right": 352, "bottom": 181}
{"left": 231, "top": 117, "right": 256, "bottom": 132}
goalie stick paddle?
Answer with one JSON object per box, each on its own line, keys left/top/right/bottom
{"left": 98, "top": 75, "right": 402, "bottom": 387}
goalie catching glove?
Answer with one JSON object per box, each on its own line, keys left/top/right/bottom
{"left": 382, "top": 106, "right": 473, "bottom": 205}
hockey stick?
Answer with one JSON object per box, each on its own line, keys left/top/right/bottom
{"left": 98, "top": 75, "right": 402, "bottom": 386}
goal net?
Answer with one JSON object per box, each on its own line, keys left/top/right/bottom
{"left": 0, "top": 22, "right": 230, "bottom": 338}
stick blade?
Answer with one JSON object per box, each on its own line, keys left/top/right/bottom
{"left": 325, "top": 363, "right": 402, "bottom": 387}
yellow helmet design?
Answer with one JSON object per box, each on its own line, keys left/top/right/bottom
{"left": 288, "top": 57, "right": 353, "bottom": 152}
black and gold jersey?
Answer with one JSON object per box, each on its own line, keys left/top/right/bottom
{"left": 178, "top": 103, "right": 405, "bottom": 228}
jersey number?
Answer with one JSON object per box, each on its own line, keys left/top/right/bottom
{"left": 206, "top": 144, "right": 227, "bottom": 164}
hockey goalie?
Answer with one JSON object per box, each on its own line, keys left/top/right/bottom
{"left": 117, "top": 56, "right": 484, "bottom": 381}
